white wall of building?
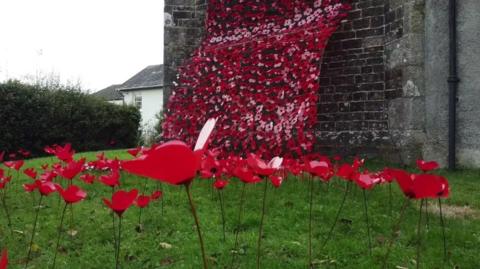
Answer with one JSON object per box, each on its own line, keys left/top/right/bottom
{"left": 122, "top": 88, "right": 163, "bottom": 136}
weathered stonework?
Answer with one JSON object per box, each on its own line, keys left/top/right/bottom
{"left": 163, "top": 0, "right": 480, "bottom": 167}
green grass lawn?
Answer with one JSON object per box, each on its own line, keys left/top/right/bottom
{"left": 1, "top": 150, "right": 479, "bottom": 268}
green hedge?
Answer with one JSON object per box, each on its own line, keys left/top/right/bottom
{"left": 0, "top": 80, "right": 141, "bottom": 158}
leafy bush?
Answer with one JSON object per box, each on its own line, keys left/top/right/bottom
{"left": 0, "top": 80, "right": 140, "bottom": 157}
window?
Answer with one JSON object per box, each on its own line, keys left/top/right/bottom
{"left": 134, "top": 95, "right": 142, "bottom": 109}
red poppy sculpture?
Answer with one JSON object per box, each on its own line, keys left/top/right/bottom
{"left": 103, "top": 189, "right": 138, "bottom": 269}
{"left": 123, "top": 118, "right": 216, "bottom": 269}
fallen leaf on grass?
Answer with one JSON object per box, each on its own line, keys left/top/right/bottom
{"left": 159, "top": 242, "right": 172, "bottom": 249}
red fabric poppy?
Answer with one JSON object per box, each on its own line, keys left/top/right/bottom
{"left": 150, "top": 190, "right": 163, "bottom": 200}
{"left": 336, "top": 163, "right": 356, "bottom": 181}
{"left": 213, "top": 179, "right": 228, "bottom": 190}
{"left": 99, "top": 169, "right": 120, "bottom": 187}
{"left": 389, "top": 169, "right": 450, "bottom": 199}
{"left": 23, "top": 168, "right": 37, "bottom": 179}
{"left": 247, "top": 154, "right": 283, "bottom": 176}
{"left": 0, "top": 176, "right": 11, "bottom": 190}
{"left": 37, "top": 180, "right": 57, "bottom": 196}
{"left": 80, "top": 174, "right": 96, "bottom": 184}
{"left": 23, "top": 182, "right": 37, "bottom": 193}
{"left": 416, "top": 160, "right": 439, "bottom": 173}
{"left": 233, "top": 166, "right": 262, "bottom": 184}
{"left": 54, "top": 144, "right": 75, "bottom": 162}
{"left": 354, "top": 172, "right": 380, "bottom": 190}
{"left": 103, "top": 189, "right": 138, "bottom": 216}
{"left": 4, "top": 160, "right": 24, "bottom": 171}
{"left": 135, "top": 195, "right": 151, "bottom": 208}
{"left": 0, "top": 248, "right": 7, "bottom": 269}
{"left": 58, "top": 158, "right": 85, "bottom": 180}
{"left": 127, "top": 147, "right": 141, "bottom": 157}
{"left": 122, "top": 141, "right": 200, "bottom": 185}
{"left": 56, "top": 185, "right": 87, "bottom": 204}
{"left": 269, "top": 175, "right": 283, "bottom": 188}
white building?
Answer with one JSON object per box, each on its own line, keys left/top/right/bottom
{"left": 93, "top": 64, "right": 164, "bottom": 139}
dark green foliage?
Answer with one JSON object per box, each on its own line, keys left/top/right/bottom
{"left": 0, "top": 80, "right": 140, "bottom": 157}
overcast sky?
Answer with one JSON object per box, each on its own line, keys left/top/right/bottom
{"left": 0, "top": 0, "right": 164, "bottom": 92}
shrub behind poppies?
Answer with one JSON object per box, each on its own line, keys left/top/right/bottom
{"left": 0, "top": 80, "right": 140, "bottom": 157}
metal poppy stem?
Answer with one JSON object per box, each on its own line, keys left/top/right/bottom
{"left": 308, "top": 176, "right": 315, "bottom": 269}
{"left": 321, "top": 181, "right": 351, "bottom": 250}
{"left": 185, "top": 184, "right": 208, "bottom": 269}
{"left": 438, "top": 198, "right": 447, "bottom": 261}
{"left": 217, "top": 190, "right": 226, "bottom": 241}
{"left": 382, "top": 198, "right": 410, "bottom": 269}
{"left": 111, "top": 187, "right": 117, "bottom": 262}
{"left": 231, "top": 183, "right": 246, "bottom": 267}
{"left": 388, "top": 184, "right": 393, "bottom": 216}
{"left": 115, "top": 216, "right": 123, "bottom": 269}
{"left": 416, "top": 200, "right": 424, "bottom": 269}
{"left": 256, "top": 178, "right": 269, "bottom": 269}
{"left": 138, "top": 208, "right": 143, "bottom": 226}
{"left": 425, "top": 199, "right": 429, "bottom": 229}
{"left": 363, "top": 189, "right": 372, "bottom": 256}
{"left": 25, "top": 195, "right": 43, "bottom": 269}
{"left": 52, "top": 203, "right": 68, "bottom": 269}
{"left": 0, "top": 190, "right": 13, "bottom": 235}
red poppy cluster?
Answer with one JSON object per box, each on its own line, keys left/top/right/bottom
{"left": 162, "top": 0, "right": 350, "bottom": 159}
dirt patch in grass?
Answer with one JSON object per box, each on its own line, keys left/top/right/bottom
{"left": 425, "top": 202, "right": 480, "bottom": 220}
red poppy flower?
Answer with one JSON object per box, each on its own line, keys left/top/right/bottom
{"left": 306, "top": 160, "right": 334, "bottom": 182}
{"left": 39, "top": 170, "right": 57, "bottom": 182}
{"left": 269, "top": 175, "right": 283, "bottom": 188}
{"left": 122, "top": 141, "right": 200, "bottom": 185}
{"left": 353, "top": 172, "right": 381, "bottom": 190}
{"left": 80, "top": 174, "right": 95, "bottom": 184}
{"left": 99, "top": 169, "right": 120, "bottom": 187}
{"left": 213, "top": 179, "right": 229, "bottom": 190}
{"left": 54, "top": 144, "right": 75, "bottom": 162}
{"left": 127, "top": 147, "right": 141, "bottom": 157}
{"left": 37, "top": 180, "right": 57, "bottom": 196}
{"left": 336, "top": 163, "right": 356, "bottom": 181}
{"left": 4, "top": 160, "right": 24, "bottom": 171}
{"left": 411, "top": 174, "right": 450, "bottom": 199}
{"left": 23, "top": 168, "right": 37, "bottom": 179}
{"left": 44, "top": 145, "right": 56, "bottom": 155}
{"left": 233, "top": 166, "right": 262, "bottom": 184}
{"left": 135, "top": 195, "right": 151, "bottom": 208}
{"left": 247, "top": 154, "right": 283, "bottom": 176}
{"left": 389, "top": 169, "right": 449, "bottom": 199}
{"left": 56, "top": 185, "right": 87, "bottom": 204}
{"left": 0, "top": 168, "right": 3, "bottom": 179}
{"left": 18, "top": 148, "right": 30, "bottom": 158}
{"left": 150, "top": 190, "right": 163, "bottom": 200}
{"left": 416, "top": 160, "right": 439, "bottom": 173}
{"left": 103, "top": 189, "right": 138, "bottom": 216}
{"left": 0, "top": 176, "right": 11, "bottom": 190}
{"left": 23, "top": 182, "right": 37, "bottom": 193}
{"left": 0, "top": 248, "right": 7, "bottom": 269}
{"left": 58, "top": 158, "right": 85, "bottom": 180}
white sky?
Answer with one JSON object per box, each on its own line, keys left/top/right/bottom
{"left": 0, "top": 0, "right": 164, "bottom": 92}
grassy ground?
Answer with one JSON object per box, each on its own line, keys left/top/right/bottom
{"left": 0, "top": 150, "right": 479, "bottom": 268}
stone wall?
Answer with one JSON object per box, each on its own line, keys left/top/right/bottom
{"left": 163, "top": 0, "right": 480, "bottom": 167}
{"left": 163, "top": 0, "right": 206, "bottom": 106}
{"left": 317, "top": 0, "right": 389, "bottom": 156}
{"left": 424, "top": 0, "right": 480, "bottom": 167}
{"left": 384, "top": 0, "right": 427, "bottom": 164}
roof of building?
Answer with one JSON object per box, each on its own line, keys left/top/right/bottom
{"left": 92, "top": 84, "right": 123, "bottom": 101}
{"left": 118, "top": 64, "right": 164, "bottom": 91}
